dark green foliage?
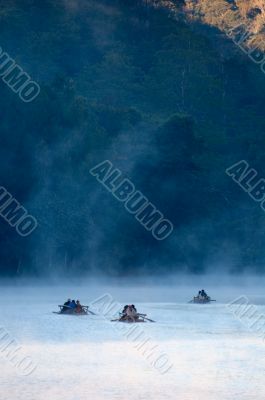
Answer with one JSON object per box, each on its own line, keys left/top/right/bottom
{"left": 0, "top": 0, "right": 265, "bottom": 277}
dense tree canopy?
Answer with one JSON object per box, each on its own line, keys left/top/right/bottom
{"left": 0, "top": 0, "right": 265, "bottom": 277}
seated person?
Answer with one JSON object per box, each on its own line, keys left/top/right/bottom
{"left": 62, "top": 298, "right": 71, "bottom": 312}
{"left": 126, "top": 305, "right": 138, "bottom": 320}
{"left": 75, "top": 300, "right": 83, "bottom": 313}
{"left": 120, "top": 305, "right": 129, "bottom": 320}
{"left": 69, "top": 299, "right": 77, "bottom": 309}
{"left": 131, "top": 305, "right": 137, "bottom": 312}
{"left": 201, "top": 289, "right": 207, "bottom": 298}
{"left": 122, "top": 305, "right": 128, "bottom": 314}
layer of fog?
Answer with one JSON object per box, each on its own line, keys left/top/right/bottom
{"left": 1, "top": 274, "right": 265, "bottom": 304}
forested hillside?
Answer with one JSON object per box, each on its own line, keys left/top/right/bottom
{"left": 1, "top": 0, "right": 265, "bottom": 277}
{"left": 150, "top": 0, "right": 265, "bottom": 50}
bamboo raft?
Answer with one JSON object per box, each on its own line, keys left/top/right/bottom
{"left": 53, "top": 305, "right": 95, "bottom": 315}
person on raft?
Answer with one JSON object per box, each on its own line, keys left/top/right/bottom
{"left": 62, "top": 298, "right": 71, "bottom": 312}
{"left": 122, "top": 305, "right": 129, "bottom": 315}
{"left": 201, "top": 289, "right": 208, "bottom": 298}
{"left": 75, "top": 300, "right": 83, "bottom": 313}
{"left": 69, "top": 299, "right": 77, "bottom": 309}
{"left": 121, "top": 304, "right": 138, "bottom": 321}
